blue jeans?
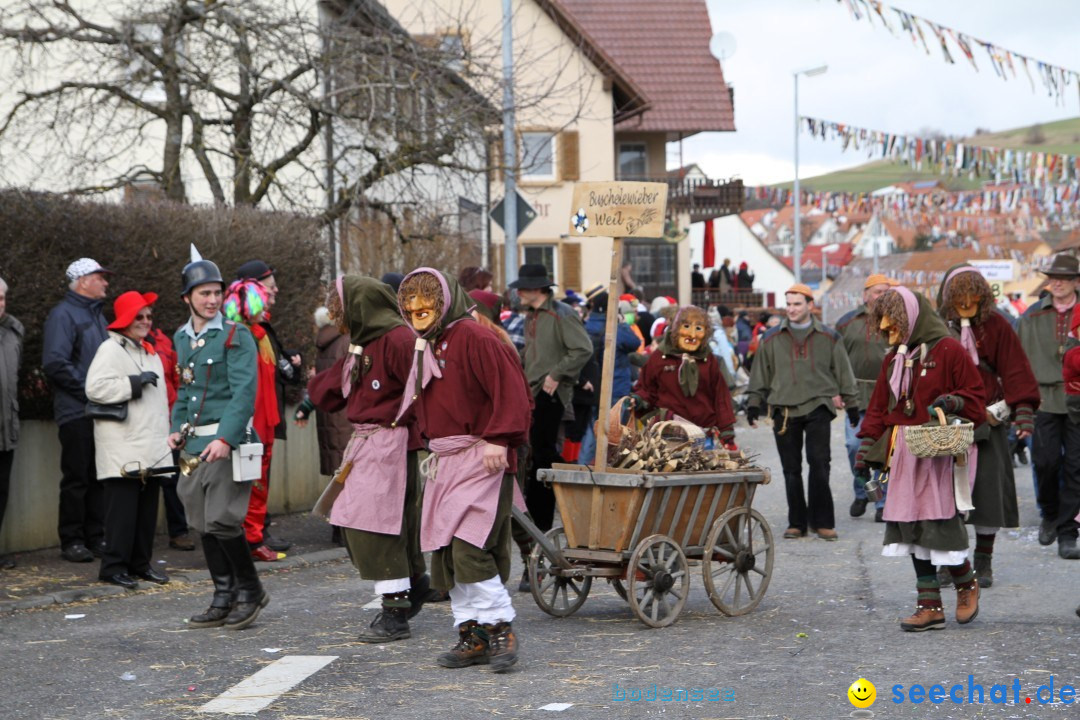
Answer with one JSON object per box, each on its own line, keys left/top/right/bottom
{"left": 579, "top": 407, "right": 600, "bottom": 467}
{"left": 845, "top": 410, "right": 885, "bottom": 508}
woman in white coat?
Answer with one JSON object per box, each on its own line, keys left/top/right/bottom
{"left": 86, "top": 291, "right": 171, "bottom": 589}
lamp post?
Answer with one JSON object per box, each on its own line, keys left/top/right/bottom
{"left": 793, "top": 64, "right": 827, "bottom": 285}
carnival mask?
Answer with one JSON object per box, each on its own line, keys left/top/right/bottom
{"left": 954, "top": 292, "right": 979, "bottom": 319}
{"left": 399, "top": 272, "right": 444, "bottom": 333}
{"left": 676, "top": 310, "right": 707, "bottom": 352}
{"left": 879, "top": 315, "right": 903, "bottom": 346}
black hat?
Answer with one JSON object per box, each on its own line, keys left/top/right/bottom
{"left": 381, "top": 272, "right": 405, "bottom": 292}
{"left": 1040, "top": 254, "right": 1080, "bottom": 277}
{"left": 236, "top": 259, "right": 275, "bottom": 281}
{"left": 508, "top": 263, "right": 554, "bottom": 290}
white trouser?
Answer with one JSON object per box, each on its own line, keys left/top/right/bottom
{"left": 374, "top": 578, "right": 411, "bottom": 594}
{"left": 448, "top": 575, "right": 515, "bottom": 627}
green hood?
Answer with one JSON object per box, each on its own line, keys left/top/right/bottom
{"left": 339, "top": 275, "right": 405, "bottom": 346}
{"left": 907, "top": 291, "right": 950, "bottom": 348}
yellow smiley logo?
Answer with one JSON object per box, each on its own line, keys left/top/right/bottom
{"left": 848, "top": 678, "right": 876, "bottom": 708}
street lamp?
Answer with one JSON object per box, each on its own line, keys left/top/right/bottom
{"left": 793, "top": 64, "right": 827, "bottom": 285}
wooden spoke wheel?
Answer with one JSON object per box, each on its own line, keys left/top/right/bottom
{"left": 528, "top": 527, "right": 592, "bottom": 617}
{"left": 626, "top": 534, "right": 689, "bottom": 628}
{"left": 703, "top": 507, "right": 774, "bottom": 616}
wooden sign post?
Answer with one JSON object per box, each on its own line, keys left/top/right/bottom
{"left": 568, "top": 181, "right": 668, "bottom": 473}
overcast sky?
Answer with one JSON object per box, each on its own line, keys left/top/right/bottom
{"left": 677, "top": 0, "right": 1080, "bottom": 186}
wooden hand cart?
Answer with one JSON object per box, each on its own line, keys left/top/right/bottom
{"left": 516, "top": 464, "right": 773, "bottom": 628}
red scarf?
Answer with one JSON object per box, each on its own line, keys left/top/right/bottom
{"left": 250, "top": 324, "right": 280, "bottom": 443}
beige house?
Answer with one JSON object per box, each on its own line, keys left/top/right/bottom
{"left": 382, "top": 0, "right": 738, "bottom": 301}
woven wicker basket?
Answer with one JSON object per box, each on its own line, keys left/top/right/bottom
{"left": 903, "top": 407, "right": 974, "bottom": 459}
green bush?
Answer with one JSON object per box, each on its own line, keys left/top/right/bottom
{"left": 0, "top": 190, "right": 326, "bottom": 420}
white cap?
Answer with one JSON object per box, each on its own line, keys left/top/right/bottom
{"left": 65, "top": 258, "right": 111, "bottom": 281}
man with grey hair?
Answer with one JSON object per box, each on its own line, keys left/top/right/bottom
{"left": 0, "top": 275, "right": 23, "bottom": 568}
{"left": 42, "top": 258, "right": 111, "bottom": 562}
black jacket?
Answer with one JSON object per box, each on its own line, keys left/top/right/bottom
{"left": 259, "top": 321, "right": 303, "bottom": 440}
{"left": 43, "top": 291, "right": 109, "bottom": 426}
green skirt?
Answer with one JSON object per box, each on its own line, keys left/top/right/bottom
{"left": 883, "top": 514, "right": 969, "bottom": 551}
{"left": 341, "top": 451, "right": 425, "bottom": 581}
{"left": 431, "top": 473, "right": 514, "bottom": 590}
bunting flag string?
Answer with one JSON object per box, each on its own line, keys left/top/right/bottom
{"left": 836, "top": 0, "right": 1079, "bottom": 106}
{"left": 743, "top": 181, "right": 1080, "bottom": 234}
{"left": 801, "top": 115, "right": 1080, "bottom": 187}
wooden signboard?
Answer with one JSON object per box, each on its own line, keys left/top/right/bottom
{"left": 565, "top": 182, "right": 668, "bottom": 509}
{"left": 568, "top": 182, "right": 668, "bottom": 239}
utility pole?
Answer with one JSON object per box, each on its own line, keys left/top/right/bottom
{"left": 501, "top": 0, "right": 518, "bottom": 288}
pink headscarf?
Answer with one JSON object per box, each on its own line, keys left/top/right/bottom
{"left": 887, "top": 286, "right": 921, "bottom": 403}
{"left": 943, "top": 266, "right": 982, "bottom": 366}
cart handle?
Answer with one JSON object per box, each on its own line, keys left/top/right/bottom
{"left": 511, "top": 505, "right": 574, "bottom": 571}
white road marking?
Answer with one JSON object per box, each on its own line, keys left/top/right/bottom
{"left": 199, "top": 655, "right": 337, "bottom": 715}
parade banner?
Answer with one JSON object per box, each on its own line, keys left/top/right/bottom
{"left": 569, "top": 182, "right": 668, "bottom": 239}
{"left": 801, "top": 116, "right": 1080, "bottom": 187}
{"left": 834, "top": 0, "right": 1080, "bottom": 106}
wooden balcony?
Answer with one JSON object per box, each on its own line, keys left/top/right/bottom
{"left": 628, "top": 176, "right": 744, "bottom": 223}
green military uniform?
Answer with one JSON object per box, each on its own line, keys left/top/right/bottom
{"left": 171, "top": 313, "right": 257, "bottom": 537}
{"left": 747, "top": 316, "right": 857, "bottom": 535}
{"left": 835, "top": 304, "right": 888, "bottom": 412}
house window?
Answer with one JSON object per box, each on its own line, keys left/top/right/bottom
{"left": 523, "top": 244, "right": 557, "bottom": 284}
{"left": 618, "top": 143, "right": 648, "bottom": 179}
{"left": 625, "top": 241, "right": 677, "bottom": 299}
{"left": 521, "top": 132, "right": 556, "bottom": 180}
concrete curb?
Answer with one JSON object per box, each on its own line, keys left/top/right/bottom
{"left": 0, "top": 547, "right": 349, "bottom": 615}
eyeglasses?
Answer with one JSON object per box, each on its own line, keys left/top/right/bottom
{"left": 135, "top": 313, "right": 153, "bottom": 321}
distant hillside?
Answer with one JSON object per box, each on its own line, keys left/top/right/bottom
{"left": 772, "top": 116, "right": 1080, "bottom": 194}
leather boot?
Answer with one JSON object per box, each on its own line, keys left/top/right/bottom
{"left": 189, "top": 534, "right": 236, "bottom": 628}
{"left": 408, "top": 574, "right": 431, "bottom": 620}
{"left": 357, "top": 606, "right": 410, "bottom": 643}
{"left": 973, "top": 554, "right": 993, "bottom": 588}
{"left": 484, "top": 621, "right": 519, "bottom": 673}
{"left": 437, "top": 621, "right": 489, "bottom": 668}
{"left": 899, "top": 606, "right": 945, "bottom": 632}
{"left": 956, "top": 581, "right": 980, "bottom": 624}
{"left": 218, "top": 534, "right": 269, "bottom": 630}
{"left": 1059, "top": 536, "right": 1080, "bottom": 560}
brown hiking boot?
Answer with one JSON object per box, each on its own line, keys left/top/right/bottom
{"left": 815, "top": 528, "right": 838, "bottom": 542}
{"left": 900, "top": 607, "right": 945, "bottom": 632}
{"left": 956, "top": 581, "right": 980, "bottom": 624}
{"left": 437, "top": 621, "right": 489, "bottom": 668}
{"left": 782, "top": 527, "right": 804, "bottom": 539}
{"left": 485, "top": 621, "right": 519, "bottom": 673}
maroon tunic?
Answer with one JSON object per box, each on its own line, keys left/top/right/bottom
{"left": 968, "top": 311, "right": 1040, "bottom": 411}
{"left": 307, "top": 324, "right": 421, "bottom": 450}
{"left": 634, "top": 351, "right": 736, "bottom": 432}
{"left": 860, "top": 336, "right": 985, "bottom": 442}
{"left": 415, "top": 320, "right": 532, "bottom": 470}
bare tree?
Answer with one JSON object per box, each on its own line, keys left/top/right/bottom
{"left": 0, "top": 0, "right": 594, "bottom": 243}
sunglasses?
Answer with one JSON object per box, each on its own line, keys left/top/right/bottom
{"left": 135, "top": 312, "right": 154, "bottom": 321}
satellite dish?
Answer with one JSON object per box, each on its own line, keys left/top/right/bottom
{"left": 709, "top": 32, "right": 737, "bottom": 62}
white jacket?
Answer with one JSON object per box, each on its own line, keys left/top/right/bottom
{"left": 85, "top": 332, "right": 171, "bottom": 479}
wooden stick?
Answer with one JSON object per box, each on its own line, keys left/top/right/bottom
{"left": 593, "top": 236, "right": 624, "bottom": 472}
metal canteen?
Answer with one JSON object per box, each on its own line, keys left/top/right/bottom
{"left": 863, "top": 473, "right": 885, "bottom": 503}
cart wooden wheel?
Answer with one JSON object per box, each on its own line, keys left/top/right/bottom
{"left": 626, "top": 534, "right": 689, "bottom": 628}
{"left": 703, "top": 507, "right": 774, "bottom": 616}
{"left": 528, "top": 527, "right": 592, "bottom": 617}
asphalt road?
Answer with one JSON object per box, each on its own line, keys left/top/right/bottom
{"left": 3, "top": 420, "right": 1077, "bottom": 720}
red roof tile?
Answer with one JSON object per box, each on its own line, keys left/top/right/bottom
{"left": 555, "top": 0, "right": 735, "bottom": 135}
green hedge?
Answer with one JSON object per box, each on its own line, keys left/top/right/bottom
{"left": 0, "top": 190, "right": 326, "bottom": 420}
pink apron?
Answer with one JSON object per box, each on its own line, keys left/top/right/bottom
{"left": 420, "top": 435, "right": 526, "bottom": 552}
{"left": 329, "top": 423, "right": 410, "bottom": 534}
